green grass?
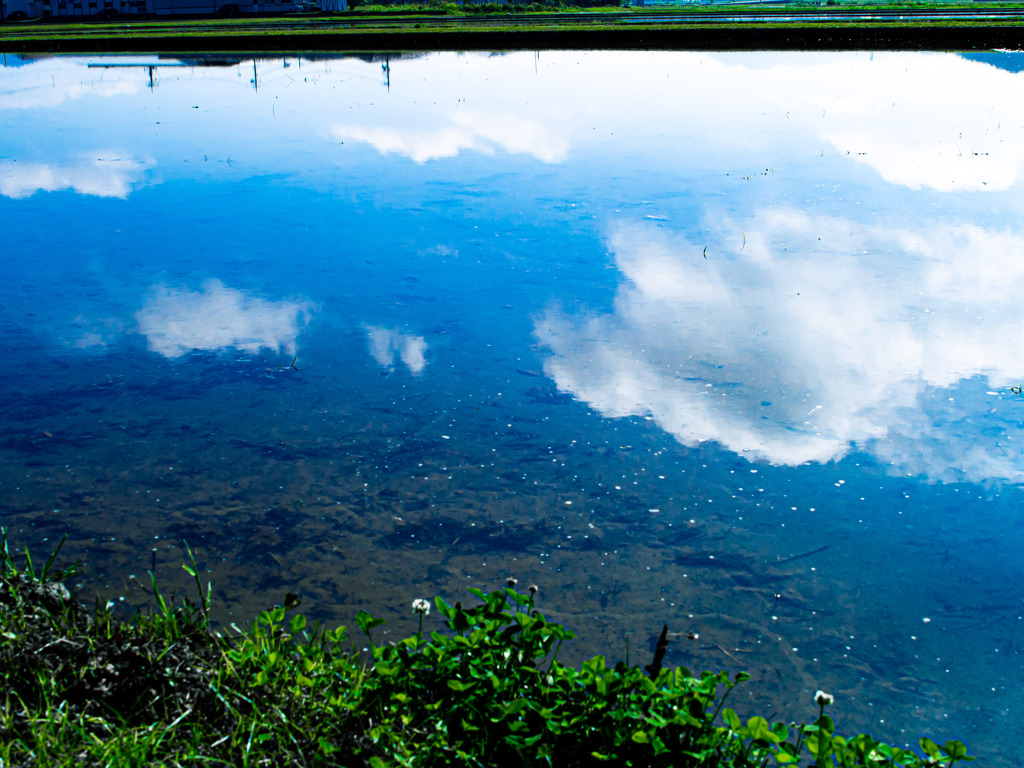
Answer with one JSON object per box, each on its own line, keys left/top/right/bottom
{"left": 3, "top": 1, "right": 1024, "bottom": 51}
{"left": 0, "top": 528, "right": 976, "bottom": 767}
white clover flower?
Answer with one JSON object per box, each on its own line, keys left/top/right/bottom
{"left": 412, "top": 598, "right": 431, "bottom": 615}
{"left": 814, "top": 690, "right": 834, "bottom": 707}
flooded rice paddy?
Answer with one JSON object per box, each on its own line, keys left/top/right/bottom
{"left": 2, "top": 49, "right": 1024, "bottom": 765}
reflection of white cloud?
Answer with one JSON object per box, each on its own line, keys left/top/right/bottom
{"left": 453, "top": 111, "right": 568, "bottom": 163}
{"left": 331, "top": 109, "right": 568, "bottom": 164}
{"left": 0, "top": 155, "right": 154, "bottom": 199}
{"left": 745, "top": 53, "right": 1024, "bottom": 192}
{"left": 536, "top": 217, "right": 1024, "bottom": 482}
{"left": 806, "top": 54, "right": 1015, "bottom": 192}
{"left": 67, "top": 315, "right": 126, "bottom": 350}
{"left": 5, "top": 52, "right": 1022, "bottom": 196}
{"left": 136, "top": 280, "right": 313, "bottom": 358}
{"left": 364, "top": 325, "right": 428, "bottom": 375}
{"left": 863, "top": 378, "right": 1024, "bottom": 484}
{"left": 322, "top": 52, "right": 1024, "bottom": 190}
{"left": 0, "top": 57, "right": 143, "bottom": 110}
{"left": 826, "top": 128, "right": 1008, "bottom": 192}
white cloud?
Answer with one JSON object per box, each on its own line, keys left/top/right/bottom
{"left": 364, "top": 325, "right": 428, "bottom": 375}
{"left": 450, "top": 110, "right": 569, "bottom": 164}
{"left": 0, "top": 56, "right": 143, "bottom": 110}
{"left": 66, "top": 315, "right": 126, "bottom": 350}
{"left": 135, "top": 280, "right": 313, "bottom": 358}
{"left": 331, "top": 109, "right": 568, "bottom": 164}
{"left": 6, "top": 52, "right": 1022, "bottom": 196}
{"left": 324, "top": 52, "right": 1024, "bottom": 190}
{"left": 0, "top": 154, "right": 154, "bottom": 199}
{"left": 535, "top": 215, "right": 1024, "bottom": 481}
{"left": 805, "top": 55, "right": 1022, "bottom": 192}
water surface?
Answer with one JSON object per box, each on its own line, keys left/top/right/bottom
{"left": 2, "top": 50, "right": 1023, "bottom": 765}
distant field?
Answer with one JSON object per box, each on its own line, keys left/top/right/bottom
{"left": 2, "top": 4, "right": 1024, "bottom": 51}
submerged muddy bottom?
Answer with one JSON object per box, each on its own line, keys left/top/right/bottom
{"left": 3, "top": 343, "right": 1017, "bottom": 758}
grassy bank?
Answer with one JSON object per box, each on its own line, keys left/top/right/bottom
{"left": 3, "top": 27, "right": 1024, "bottom": 53}
{"left": 2, "top": 5, "right": 1024, "bottom": 51}
{"left": 0, "top": 529, "right": 975, "bottom": 767}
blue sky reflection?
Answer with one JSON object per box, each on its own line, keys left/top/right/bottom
{"left": 5, "top": 51, "right": 1024, "bottom": 763}
{"left": 5, "top": 52, "right": 1024, "bottom": 192}
{"left": 5, "top": 52, "right": 1024, "bottom": 479}
{"left": 5, "top": 51, "right": 1024, "bottom": 483}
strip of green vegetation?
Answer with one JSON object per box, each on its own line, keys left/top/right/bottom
{"left": 3, "top": 13, "right": 1022, "bottom": 39}
{"left": 0, "top": 529, "right": 975, "bottom": 767}
{"left": 3, "top": 11, "right": 1024, "bottom": 51}
{"left": 4, "top": 1, "right": 1024, "bottom": 32}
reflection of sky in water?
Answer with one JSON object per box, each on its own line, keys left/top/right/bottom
{"left": 331, "top": 110, "right": 570, "bottom": 164}
{"left": 0, "top": 155, "right": 155, "bottom": 199}
{"left": 364, "top": 325, "right": 428, "bottom": 376}
{"left": 3, "top": 51, "right": 1024, "bottom": 766}
{"left": 537, "top": 215, "right": 1024, "bottom": 482}
{"left": 135, "top": 280, "right": 313, "bottom": 358}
